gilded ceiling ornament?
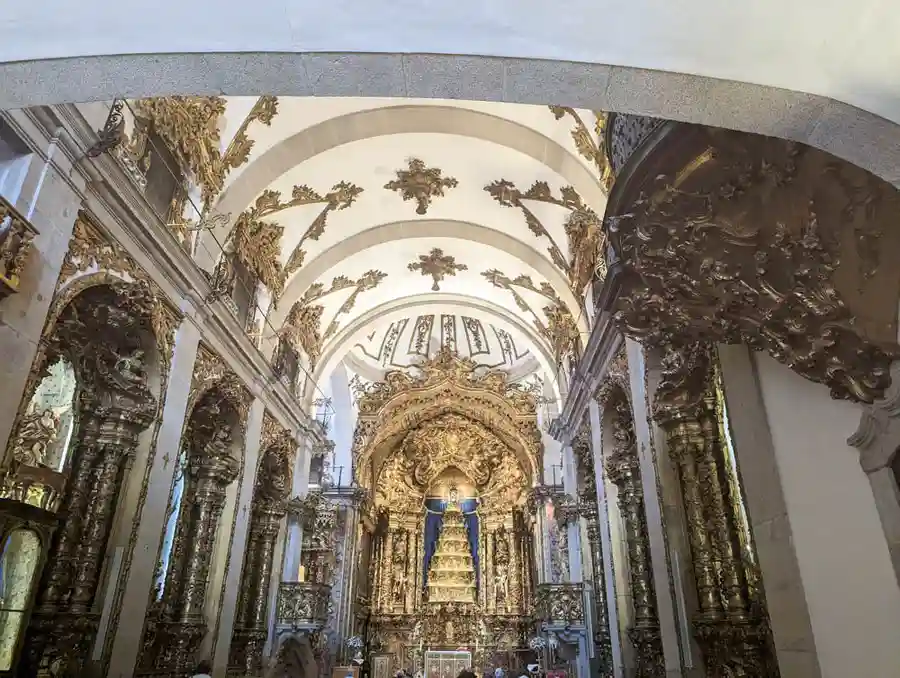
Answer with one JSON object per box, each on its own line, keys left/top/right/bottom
{"left": 548, "top": 106, "right": 615, "bottom": 193}
{"left": 407, "top": 248, "right": 468, "bottom": 291}
{"left": 279, "top": 270, "right": 387, "bottom": 367}
{"left": 485, "top": 179, "right": 605, "bottom": 293}
{"left": 227, "top": 181, "right": 363, "bottom": 301}
{"left": 130, "top": 95, "right": 278, "bottom": 208}
{"left": 481, "top": 269, "right": 580, "bottom": 363}
{"left": 384, "top": 158, "right": 458, "bottom": 214}
{"left": 607, "top": 126, "right": 900, "bottom": 403}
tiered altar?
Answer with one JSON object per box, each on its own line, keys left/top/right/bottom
{"left": 354, "top": 353, "right": 541, "bottom": 676}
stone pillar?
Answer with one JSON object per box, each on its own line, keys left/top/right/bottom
{"left": 561, "top": 442, "right": 586, "bottom": 583}
{"left": 716, "top": 344, "right": 820, "bottom": 677}
{"left": 0, "top": 112, "right": 86, "bottom": 455}
{"left": 589, "top": 398, "right": 622, "bottom": 678}
{"left": 106, "top": 318, "right": 201, "bottom": 677}
{"left": 605, "top": 417, "right": 664, "bottom": 678}
{"left": 752, "top": 352, "right": 900, "bottom": 677}
{"left": 625, "top": 340, "right": 688, "bottom": 677}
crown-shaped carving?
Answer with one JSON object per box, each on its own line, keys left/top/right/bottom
{"left": 355, "top": 347, "right": 538, "bottom": 416}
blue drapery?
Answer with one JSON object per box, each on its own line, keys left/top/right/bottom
{"left": 422, "top": 500, "right": 445, "bottom": 589}
{"left": 422, "top": 498, "right": 480, "bottom": 591}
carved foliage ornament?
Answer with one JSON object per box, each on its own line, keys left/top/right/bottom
{"left": 408, "top": 248, "right": 468, "bottom": 291}
{"left": 131, "top": 95, "right": 278, "bottom": 208}
{"left": 481, "top": 268, "right": 580, "bottom": 362}
{"left": 384, "top": 158, "right": 458, "bottom": 214}
{"left": 280, "top": 270, "right": 387, "bottom": 368}
{"left": 608, "top": 127, "right": 900, "bottom": 403}
{"left": 548, "top": 106, "right": 615, "bottom": 193}
{"left": 485, "top": 178, "right": 606, "bottom": 292}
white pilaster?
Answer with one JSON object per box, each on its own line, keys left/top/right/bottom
{"left": 588, "top": 399, "right": 624, "bottom": 678}
{"left": 624, "top": 339, "right": 685, "bottom": 676}
{"left": 754, "top": 353, "right": 900, "bottom": 677}
{"left": 106, "top": 318, "right": 202, "bottom": 678}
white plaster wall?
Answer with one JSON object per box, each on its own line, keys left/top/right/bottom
{"left": 754, "top": 353, "right": 900, "bottom": 677}
{"left": 4, "top": 1, "right": 900, "bottom": 126}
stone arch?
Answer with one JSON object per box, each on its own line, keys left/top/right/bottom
{"left": 2, "top": 54, "right": 898, "bottom": 186}
{"left": 307, "top": 293, "right": 565, "bottom": 409}
{"left": 271, "top": 219, "right": 586, "bottom": 334}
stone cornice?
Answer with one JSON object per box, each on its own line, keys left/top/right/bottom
{"left": 551, "top": 269, "right": 624, "bottom": 442}
{"left": 21, "top": 103, "right": 324, "bottom": 443}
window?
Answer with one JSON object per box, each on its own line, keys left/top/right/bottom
{"left": 0, "top": 529, "right": 42, "bottom": 670}
{"left": 21, "top": 357, "right": 77, "bottom": 471}
{"left": 231, "top": 258, "right": 258, "bottom": 327}
{"left": 154, "top": 447, "right": 189, "bottom": 600}
{"left": 0, "top": 120, "right": 33, "bottom": 207}
{"left": 141, "top": 131, "right": 183, "bottom": 220}
{"left": 309, "top": 456, "right": 324, "bottom": 487}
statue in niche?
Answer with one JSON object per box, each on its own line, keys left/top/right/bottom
{"left": 392, "top": 570, "right": 407, "bottom": 603}
{"left": 204, "top": 426, "right": 232, "bottom": 460}
{"left": 494, "top": 564, "right": 510, "bottom": 606}
{"left": 444, "top": 619, "right": 456, "bottom": 644}
{"left": 12, "top": 408, "right": 59, "bottom": 467}
{"left": 115, "top": 347, "right": 147, "bottom": 383}
{"left": 495, "top": 527, "right": 510, "bottom": 566}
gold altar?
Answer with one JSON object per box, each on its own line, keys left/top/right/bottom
{"left": 352, "top": 352, "right": 541, "bottom": 674}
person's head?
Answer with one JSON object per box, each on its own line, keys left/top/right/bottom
{"left": 195, "top": 660, "right": 213, "bottom": 675}
{"left": 457, "top": 670, "right": 477, "bottom": 678}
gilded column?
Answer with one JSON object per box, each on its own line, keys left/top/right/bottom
{"left": 25, "top": 342, "right": 156, "bottom": 674}
{"left": 405, "top": 521, "right": 416, "bottom": 613}
{"left": 381, "top": 527, "right": 394, "bottom": 613}
{"left": 605, "top": 395, "right": 665, "bottom": 678}
{"left": 653, "top": 343, "right": 767, "bottom": 676}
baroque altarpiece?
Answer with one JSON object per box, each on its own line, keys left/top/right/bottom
{"left": 351, "top": 351, "right": 543, "bottom": 678}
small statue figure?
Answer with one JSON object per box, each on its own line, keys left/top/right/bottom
{"left": 116, "top": 348, "right": 146, "bottom": 382}
{"left": 495, "top": 565, "right": 510, "bottom": 604}
{"left": 392, "top": 571, "right": 407, "bottom": 602}
{"left": 13, "top": 408, "right": 59, "bottom": 467}
{"left": 204, "top": 426, "right": 232, "bottom": 458}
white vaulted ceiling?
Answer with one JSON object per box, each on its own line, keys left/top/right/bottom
{"left": 150, "top": 96, "right": 608, "bottom": 405}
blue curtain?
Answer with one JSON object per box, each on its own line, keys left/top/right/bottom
{"left": 460, "top": 498, "right": 480, "bottom": 592}
{"left": 422, "top": 499, "right": 445, "bottom": 589}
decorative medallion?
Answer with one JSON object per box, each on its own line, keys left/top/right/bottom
{"left": 408, "top": 248, "right": 467, "bottom": 291}
{"left": 384, "top": 158, "right": 458, "bottom": 214}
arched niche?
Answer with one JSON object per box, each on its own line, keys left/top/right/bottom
{"left": 141, "top": 372, "right": 250, "bottom": 674}
{"left": 10, "top": 275, "right": 173, "bottom": 677}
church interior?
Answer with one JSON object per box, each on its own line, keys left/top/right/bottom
{"left": 1, "top": 24, "right": 900, "bottom": 678}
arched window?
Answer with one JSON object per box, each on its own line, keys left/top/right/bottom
{"left": 154, "top": 446, "right": 189, "bottom": 600}
{"left": 19, "top": 357, "right": 77, "bottom": 471}
{"left": 0, "top": 528, "right": 42, "bottom": 670}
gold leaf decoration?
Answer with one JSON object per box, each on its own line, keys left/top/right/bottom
{"left": 407, "top": 248, "right": 468, "bottom": 291}
{"left": 279, "top": 270, "right": 387, "bottom": 368}
{"left": 227, "top": 181, "right": 363, "bottom": 302}
{"left": 132, "top": 96, "right": 279, "bottom": 210}
{"left": 485, "top": 179, "right": 605, "bottom": 293}
{"left": 384, "top": 158, "right": 459, "bottom": 214}
{"left": 482, "top": 269, "right": 579, "bottom": 364}
{"left": 548, "top": 105, "right": 615, "bottom": 193}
